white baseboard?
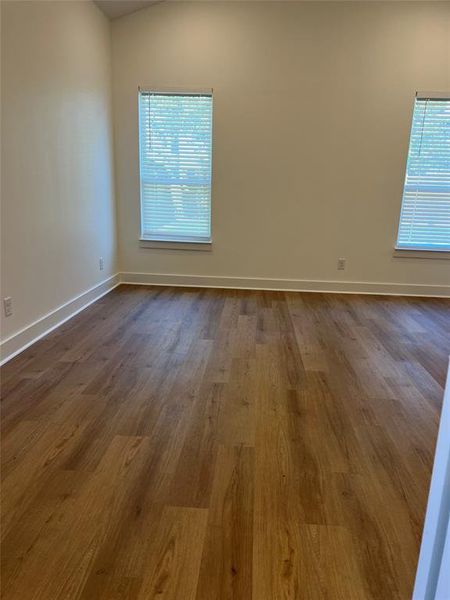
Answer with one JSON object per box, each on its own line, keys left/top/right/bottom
{"left": 2, "top": 271, "right": 447, "bottom": 366}
{"left": 0, "top": 274, "right": 120, "bottom": 366}
{"left": 120, "top": 271, "right": 450, "bottom": 298}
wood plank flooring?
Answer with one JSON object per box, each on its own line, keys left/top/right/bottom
{"left": 1, "top": 285, "right": 449, "bottom": 599}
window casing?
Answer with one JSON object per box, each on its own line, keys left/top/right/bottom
{"left": 396, "top": 93, "right": 450, "bottom": 252}
{"left": 138, "top": 89, "right": 213, "bottom": 244}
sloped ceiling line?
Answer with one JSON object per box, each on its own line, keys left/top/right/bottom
{"left": 93, "top": 0, "right": 160, "bottom": 20}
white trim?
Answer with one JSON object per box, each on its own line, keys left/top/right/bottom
{"left": 0, "top": 274, "right": 120, "bottom": 366}
{"left": 139, "top": 239, "right": 212, "bottom": 251}
{"left": 138, "top": 86, "right": 213, "bottom": 96}
{"left": 416, "top": 91, "right": 450, "bottom": 101}
{"left": 2, "top": 272, "right": 447, "bottom": 366}
{"left": 413, "top": 360, "right": 450, "bottom": 600}
{"left": 140, "top": 236, "right": 211, "bottom": 243}
{"left": 120, "top": 272, "right": 450, "bottom": 298}
{"left": 393, "top": 248, "right": 450, "bottom": 260}
{"left": 435, "top": 518, "right": 450, "bottom": 600}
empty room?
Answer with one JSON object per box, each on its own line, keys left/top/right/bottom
{"left": 1, "top": 0, "right": 450, "bottom": 598}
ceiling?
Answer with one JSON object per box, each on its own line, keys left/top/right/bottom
{"left": 93, "top": 0, "right": 159, "bottom": 20}
{"left": 94, "top": 0, "right": 434, "bottom": 20}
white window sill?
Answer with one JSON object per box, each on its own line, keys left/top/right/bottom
{"left": 393, "top": 247, "right": 450, "bottom": 260}
{"left": 140, "top": 238, "right": 212, "bottom": 251}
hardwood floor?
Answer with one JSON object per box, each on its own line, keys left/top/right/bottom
{"left": 1, "top": 285, "right": 449, "bottom": 599}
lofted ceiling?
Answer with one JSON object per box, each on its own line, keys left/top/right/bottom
{"left": 93, "top": 0, "right": 160, "bottom": 19}
{"left": 94, "top": 0, "right": 438, "bottom": 20}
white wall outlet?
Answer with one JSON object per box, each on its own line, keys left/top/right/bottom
{"left": 3, "top": 297, "right": 13, "bottom": 317}
{"left": 99, "top": 257, "right": 104, "bottom": 271}
{"left": 337, "top": 258, "right": 346, "bottom": 271}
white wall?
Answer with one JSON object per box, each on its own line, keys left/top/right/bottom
{"left": 112, "top": 1, "right": 450, "bottom": 291}
{"left": 1, "top": 0, "right": 117, "bottom": 344}
{"left": 1, "top": 1, "right": 448, "bottom": 356}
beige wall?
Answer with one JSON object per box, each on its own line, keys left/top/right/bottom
{"left": 112, "top": 1, "right": 450, "bottom": 289}
{"left": 1, "top": 1, "right": 449, "bottom": 354}
{"left": 1, "top": 0, "right": 117, "bottom": 341}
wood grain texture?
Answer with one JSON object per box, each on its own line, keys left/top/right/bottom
{"left": 1, "top": 285, "right": 449, "bottom": 599}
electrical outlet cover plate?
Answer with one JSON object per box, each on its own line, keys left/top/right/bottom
{"left": 3, "top": 297, "right": 13, "bottom": 317}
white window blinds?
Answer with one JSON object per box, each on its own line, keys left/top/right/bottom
{"left": 396, "top": 94, "right": 450, "bottom": 251}
{"left": 138, "top": 90, "right": 213, "bottom": 243}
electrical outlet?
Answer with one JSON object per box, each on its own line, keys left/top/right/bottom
{"left": 3, "top": 297, "right": 13, "bottom": 317}
{"left": 99, "top": 257, "right": 104, "bottom": 271}
{"left": 337, "top": 258, "right": 346, "bottom": 271}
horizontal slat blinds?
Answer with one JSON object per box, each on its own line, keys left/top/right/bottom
{"left": 396, "top": 97, "right": 450, "bottom": 250}
{"left": 139, "top": 91, "right": 213, "bottom": 242}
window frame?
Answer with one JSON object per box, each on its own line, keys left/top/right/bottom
{"left": 394, "top": 91, "right": 450, "bottom": 256}
{"left": 137, "top": 87, "right": 213, "bottom": 249}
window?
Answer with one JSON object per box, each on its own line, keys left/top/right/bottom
{"left": 396, "top": 93, "right": 450, "bottom": 251}
{"left": 138, "top": 89, "right": 213, "bottom": 244}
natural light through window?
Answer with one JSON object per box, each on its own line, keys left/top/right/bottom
{"left": 396, "top": 93, "right": 450, "bottom": 251}
{"left": 138, "top": 89, "right": 213, "bottom": 244}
